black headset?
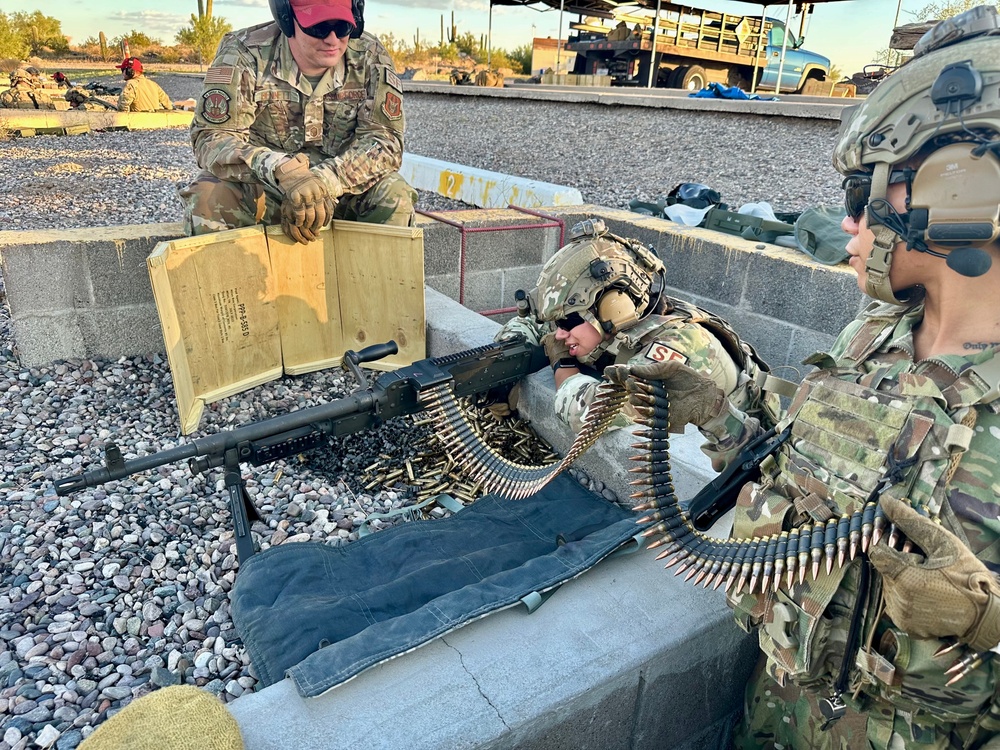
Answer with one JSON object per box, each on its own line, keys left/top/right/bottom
{"left": 872, "top": 61, "right": 1000, "bottom": 278}
{"left": 268, "top": 0, "right": 365, "bottom": 39}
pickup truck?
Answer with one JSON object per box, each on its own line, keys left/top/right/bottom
{"left": 563, "top": 4, "right": 830, "bottom": 93}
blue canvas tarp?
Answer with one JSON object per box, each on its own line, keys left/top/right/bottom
{"left": 230, "top": 474, "right": 643, "bottom": 697}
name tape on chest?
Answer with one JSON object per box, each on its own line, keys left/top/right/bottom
{"left": 643, "top": 341, "right": 689, "bottom": 365}
{"left": 334, "top": 88, "right": 366, "bottom": 102}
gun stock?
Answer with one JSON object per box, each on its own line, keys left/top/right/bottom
{"left": 54, "top": 338, "right": 546, "bottom": 564}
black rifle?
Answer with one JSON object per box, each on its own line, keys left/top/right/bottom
{"left": 54, "top": 339, "right": 546, "bottom": 564}
{"left": 685, "top": 425, "right": 792, "bottom": 531}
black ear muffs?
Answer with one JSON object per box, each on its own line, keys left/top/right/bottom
{"left": 268, "top": 0, "right": 365, "bottom": 38}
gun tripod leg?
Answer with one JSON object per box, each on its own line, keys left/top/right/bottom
{"left": 224, "top": 449, "right": 262, "bottom": 565}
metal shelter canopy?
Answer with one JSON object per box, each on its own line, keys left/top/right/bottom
{"left": 491, "top": 0, "right": 856, "bottom": 92}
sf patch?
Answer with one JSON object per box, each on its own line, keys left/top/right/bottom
{"left": 384, "top": 67, "right": 402, "bottom": 92}
{"left": 201, "top": 88, "right": 231, "bottom": 124}
{"left": 381, "top": 90, "right": 401, "bottom": 120}
{"left": 643, "top": 341, "right": 688, "bottom": 365}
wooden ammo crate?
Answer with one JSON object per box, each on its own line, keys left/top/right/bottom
{"left": 148, "top": 221, "right": 424, "bottom": 434}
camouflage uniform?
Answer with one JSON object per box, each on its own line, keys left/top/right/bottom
{"left": 0, "top": 68, "right": 55, "bottom": 109}
{"left": 118, "top": 75, "right": 172, "bottom": 112}
{"left": 180, "top": 22, "right": 416, "bottom": 234}
{"left": 728, "top": 301, "right": 1000, "bottom": 750}
{"left": 498, "top": 297, "right": 774, "bottom": 470}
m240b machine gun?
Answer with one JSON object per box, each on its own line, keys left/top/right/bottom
{"left": 55, "top": 339, "right": 546, "bottom": 566}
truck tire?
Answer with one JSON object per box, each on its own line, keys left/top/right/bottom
{"left": 678, "top": 65, "right": 707, "bottom": 91}
{"left": 667, "top": 66, "right": 688, "bottom": 88}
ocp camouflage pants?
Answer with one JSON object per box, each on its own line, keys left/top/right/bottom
{"left": 733, "top": 656, "right": 1000, "bottom": 750}
{"left": 178, "top": 170, "right": 417, "bottom": 235}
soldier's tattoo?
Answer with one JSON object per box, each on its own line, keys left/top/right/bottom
{"left": 963, "top": 342, "right": 1000, "bottom": 350}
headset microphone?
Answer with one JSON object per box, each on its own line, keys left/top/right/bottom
{"left": 945, "top": 246, "right": 993, "bottom": 277}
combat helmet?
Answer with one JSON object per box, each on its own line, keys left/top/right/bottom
{"left": 833, "top": 4, "right": 1000, "bottom": 303}
{"left": 528, "top": 219, "right": 665, "bottom": 364}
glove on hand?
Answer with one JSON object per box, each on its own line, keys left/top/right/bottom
{"left": 604, "top": 359, "right": 725, "bottom": 431}
{"left": 275, "top": 154, "right": 333, "bottom": 244}
{"left": 869, "top": 496, "right": 1000, "bottom": 652}
{"left": 541, "top": 333, "right": 573, "bottom": 369}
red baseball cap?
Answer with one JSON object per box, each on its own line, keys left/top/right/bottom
{"left": 290, "top": 0, "right": 354, "bottom": 27}
{"left": 117, "top": 57, "right": 143, "bottom": 74}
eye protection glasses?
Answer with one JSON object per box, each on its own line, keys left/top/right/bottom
{"left": 555, "top": 312, "right": 586, "bottom": 331}
{"left": 841, "top": 170, "right": 911, "bottom": 220}
{"left": 298, "top": 17, "right": 355, "bottom": 39}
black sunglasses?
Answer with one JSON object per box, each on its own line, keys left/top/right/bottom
{"left": 555, "top": 312, "right": 586, "bottom": 331}
{"left": 842, "top": 170, "right": 911, "bottom": 220}
{"left": 297, "top": 16, "right": 355, "bottom": 39}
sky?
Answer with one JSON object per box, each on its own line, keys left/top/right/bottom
{"left": 5, "top": 0, "right": 923, "bottom": 76}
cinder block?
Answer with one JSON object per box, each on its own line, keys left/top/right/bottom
{"left": 743, "top": 246, "right": 865, "bottom": 334}
{"left": 79, "top": 305, "right": 164, "bottom": 360}
{"left": 10, "top": 314, "right": 85, "bottom": 363}
{"left": 0, "top": 238, "right": 87, "bottom": 313}
{"left": 425, "top": 274, "right": 461, "bottom": 304}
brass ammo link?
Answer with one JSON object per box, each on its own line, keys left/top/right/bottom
{"left": 629, "top": 377, "right": 880, "bottom": 594}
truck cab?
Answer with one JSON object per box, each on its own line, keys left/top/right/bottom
{"left": 757, "top": 21, "right": 831, "bottom": 93}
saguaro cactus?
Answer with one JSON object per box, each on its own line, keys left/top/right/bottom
{"left": 99, "top": 31, "right": 108, "bottom": 61}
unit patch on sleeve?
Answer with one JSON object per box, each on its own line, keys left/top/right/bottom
{"left": 643, "top": 341, "right": 689, "bottom": 365}
{"left": 201, "top": 89, "right": 232, "bottom": 124}
{"left": 381, "top": 90, "right": 402, "bottom": 120}
{"left": 384, "top": 68, "right": 402, "bottom": 92}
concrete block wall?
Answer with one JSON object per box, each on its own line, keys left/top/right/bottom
{"left": 0, "top": 206, "right": 865, "bottom": 378}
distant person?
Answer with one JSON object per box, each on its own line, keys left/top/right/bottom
{"left": 179, "top": 0, "right": 417, "bottom": 244}
{"left": 117, "top": 58, "right": 172, "bottom": 112}
{"left": 52, "top": 71, "right": 73, "bottom": 89}
{"left": 607, "top": 21, "right": 630, "bottom": 41}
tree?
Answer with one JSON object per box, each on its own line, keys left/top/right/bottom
{"left": 909, "top": 1, "right": 999, "bottom": 20}
{"left": 0, "top": 14, "right": 30, "bottom": 59}
{"left": 8, "top": 10, "right": 68, "bottom": 55}
{"left": 114, "top": 30, "right": 162, "bottom": 49}
{"left": 453, "top": 31, "right": 480, "bottom": 57}
{"left": 506, "top": 44, "right": 532, "bottom": 75}
{"left": 176, "top": 13, "right": 232, "bottom": 65}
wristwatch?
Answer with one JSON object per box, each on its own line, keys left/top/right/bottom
{"left": 552, "top": 358, "right": 579, "bottom": 371}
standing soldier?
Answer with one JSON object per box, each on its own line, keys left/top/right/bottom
{"left": 117, "top": 58, "right": 173, "bottom": 112}
{"left": 606, "top": 6, "right": 1000, "bottom": 748}
{"left": 179, "top": 0, "right": 417, "bottom": 243}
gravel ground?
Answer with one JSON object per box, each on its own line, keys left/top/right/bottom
{"left": 0, "top": 74, "right": 843, "bottom": 749}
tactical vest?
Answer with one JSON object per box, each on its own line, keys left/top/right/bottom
{"left": 729, "top": 301, "right": 1000, "bottom": 728}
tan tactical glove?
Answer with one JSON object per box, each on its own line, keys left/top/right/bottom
{"left": 541, "top": 333, "right": 574, "bottom": 370}
{"left": 275, "top": 154, "right": 334, "bottom": 244}
{"left": 604, "top": 359, "right": 725, "bottom": 432}
{"left": 869, "top": 496, "right": 1000, "bottom": 652}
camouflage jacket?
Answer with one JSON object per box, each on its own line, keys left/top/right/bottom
{"left": 727, "top": 301, "right": 1000, "bottom": 733}
{"left": 118, "top": 75, "right": 172, "bottom": 112}
{"left": 190, "top": 22, "right": 405, "bottom": 200}
{"left": 497, "top": 298, "right": 777, "bottom": 469}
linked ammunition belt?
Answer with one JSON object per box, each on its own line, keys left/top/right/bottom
{"left": 627, "top": 377, "right": 884, "bottom": 594}
{"left": 420, "top": 379, "right": 629, "bottom": 499}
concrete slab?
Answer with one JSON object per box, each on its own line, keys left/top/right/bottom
{"left": 0, "top": 108, "right": 194, "bottom": 131}
{"left": 403, "top": 81, "right": 850, "bottom": 120}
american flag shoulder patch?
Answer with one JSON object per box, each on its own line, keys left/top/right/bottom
{"left": 204, "top": 66, "right": 235, "bottom": 85}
